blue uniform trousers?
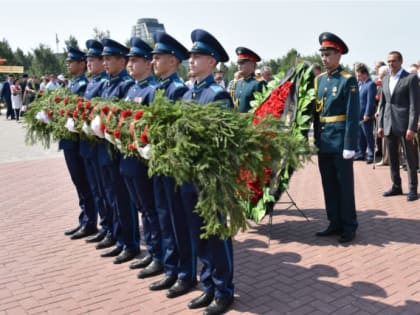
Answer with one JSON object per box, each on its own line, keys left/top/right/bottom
{"left": 61, "top": 139, "right": 96, "bottom": 228}
{"left": 80, "top": 140, "right": 108, "bottom": 235}
{"left": 180, "top": 183, "right": 234, "bottom": 299}
{"left": 97, "top": 142, "right": 139, "bottom": 251}
{"left": 318, "top": 153, "right": 358, "bottom": 233}
{"left": 120, "top": 157, "right": 161, "bottom": 261}
{"left": 153, "top": 175, "right": 179, "bottom": 277}
{"left": 358, "top": 120, "right": 375, "bottom": 160}
{"left": 163, "top": 179, "right": 195, "bottom": 282}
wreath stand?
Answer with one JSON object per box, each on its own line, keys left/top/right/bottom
{"left": 267, "top": 189, "right": 309, "bottom": 244}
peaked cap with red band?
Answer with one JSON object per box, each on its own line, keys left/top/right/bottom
{"left": 319, "top": 32, "right": 348, "bottom": 55}
{"left": 235, "top": 46, "right": 261, "bottom": 63}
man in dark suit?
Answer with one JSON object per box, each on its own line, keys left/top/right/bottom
{"left": 1, "top": 74, "right": 15, "bottom": 119}
{"left": 378, "top": 51, "right": 420, "bottom": 202}
{"left": 313, "top": 32, "right": 360, "bottom": 244}
{"left": 354, "top": 63, "right": 377, "bottom": 164}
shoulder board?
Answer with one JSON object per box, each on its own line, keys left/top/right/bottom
{"left": 340, "top": 71, "right": 352, "bottom": 78}
{"left": 78, "top": 81, "right": 87, "bottom": 87}
{"left": 124, "top": 77, "right": 133, "bottom": 83}
{"left": 319, "top": 71, "right": 328, "bottom": 77}
{"left": 173, "top": 81, "right": 185, "bottom": 88}
{"left": 210, "top": 83, "right": 224, "bottom": 93}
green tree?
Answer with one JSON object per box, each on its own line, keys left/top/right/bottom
{"left": 29, "top": 44, "right": 65, "bottom": 77}
{"left": 92, "top": 27, "right": 111, "bottom": 40}
{"left": 64, "top": 35, "right": 79, "bottom": 50}
{"left": 14, "top": 48, "right": 33, "bottom": 73}
{"left": 0, "top": 39, "right": 15, "bottom": 65}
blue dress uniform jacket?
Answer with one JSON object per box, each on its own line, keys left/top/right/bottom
{"left": 98, "top": 69, "right": 139, "bottom": 251}
{"left": 158, "top": 73, "right": 188, "bottom": 100}
{"left": 314, "top": 66, "right": 360, "bottom": 234}
{"left": 183, "top": 75, "right": 233, "bottom": 108}
{"left": 234, "top": 74, "right": 265, "bottom": 113}
{"left": 59, "top": 74, "right": 96, "bottom": 229}
{"left": 120, "top": 76, "right": 162, "bottom": 263}
{"left": 181, "top": 75, "right": 234, "bottom": 299}
{"left": 83, "top": 72, "right": 107, "bottom": 101}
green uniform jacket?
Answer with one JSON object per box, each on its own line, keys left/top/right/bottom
{"left": 234, "top": 74, "right": 265, "bottom": 113}
{"left": 314, "top": 66, "right": 360, "bottom": 153}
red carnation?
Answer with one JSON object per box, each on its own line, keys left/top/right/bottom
{"left": 122, "top": 109, "right": 132, "bottom": 118}
{"left": 128, "top": 143, "right": 136, "bottom": 151}
{"left": 58, "top": 109, "right": 65, "bottom": 117}
{"left": 63, "top": 96, "right": 69, "bottom": 105}
{"left": 114, "top": 129, "right": 121, "bottom": 139}
{"left": 102, "top": 105, "right": 110, "bottom": 115}
{"left": 100, "top": 123, "right": 105, "bottom": 132}
{"left": 140, "top": 126, "right": 149, "bottom": 144}
{"left": 53, "top": 95, "right": 61, "bottom": 103}
{"left": 134, "top": 110, "right": 144, "bottom": 120}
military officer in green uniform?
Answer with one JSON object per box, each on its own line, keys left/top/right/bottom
{"left": 313, "top": 32, "right": 360, "bottom": 243}
{"left": 233, "top": 47, "right": 265, "bottom": 113}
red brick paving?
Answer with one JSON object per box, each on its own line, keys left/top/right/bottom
{"left": 1, "top": 156, "right": 420, "bottom": 314}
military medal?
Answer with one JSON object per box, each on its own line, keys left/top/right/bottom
{"left": 332, "top": 86, "right": 337, "bottom": 96}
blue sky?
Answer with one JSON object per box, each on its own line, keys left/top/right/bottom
{"left": 2, "top": 0, "right": 419, "bottom": 69}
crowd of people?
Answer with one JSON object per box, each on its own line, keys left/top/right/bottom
{"left": 1, "top": 29, "right": 419, "bottom": 314}
{"left": 0, "top": 73, "right": 71, "bottom": 121}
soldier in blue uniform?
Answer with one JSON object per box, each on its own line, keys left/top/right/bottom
{"left": 180, "top": 29, "right": 234, "bottom": 315}
{"left": 95, "top": 38, "right": 139, "bottom": 264}
{"left": 313, "top": 32, "right": 360, "bottom": 244}
{"left": 62, "top": 46, "right": 97, "bottom": 240}
{"left": 119, "top": 37, "right": 163, "bottom": 274}
{"left": 233, "top": 47, "right": 265, "bottom": 113}
{"left": 80, "top": 40, "right": 110, "bottom": 244}
{"left": 138, "top": 32, "right": 190, "bottom": 293}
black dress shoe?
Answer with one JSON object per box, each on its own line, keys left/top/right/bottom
{"left": 366, "top": 159, "right": 373, "bottom": 164}
{"left": 129, "top": 255, "right": 152, "bottom": 269}
{"left": 203, "top": 296, "right": 234, "bottom": 315}
{"left": 166, "top": 278, "right": 197, "bottom": 298}
{"left": 339, "top": 231, "right": 356, "bottom": 244}
{"left": 188, "top": 292, "right": 214, "bottom": 309}
{"left": 64, "top": 225, "right": 81, "bottom": 236}
{"left": 383, "top": 186, "right": 403, "bottom": 197}
{"left": 70, "top": 225, "right": 97, "bottom": 240}
{"left": 315, "top": 225, "right": 342, "bottom": 237}
{"left": 407, "top": 191, "right": 418, "bottom": 201}
{"left": 100, "top": 246, "right": 123, "bottom": 257}
{"left": 85, "top": 232, "right": 106, "bottom": 243}
{"left": 149, "top": 275, "right": 177, "bottom": 291}
{"left": 113, "top": 248, "right": 139, "bottom": 264}
{"left": 137, "top": 261, "right": 163, "bottom": 279}
{"left": 96, "top": 235, "right": 116, "bottom": 249}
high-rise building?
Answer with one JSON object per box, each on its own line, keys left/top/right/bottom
{"left": 131, "top": 18, "right": 165, "bottom": 43}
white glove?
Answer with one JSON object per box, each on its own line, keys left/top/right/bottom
{"left": 65, "top": 117, "right": 78, "bottom": 133}
{"left": 137, "top": 143, "right": 152, "bottom": 160}
{"left": 90, "top": 115, "right": 104, "bottom": 138}
{"left": 35, "top": 110, "right": 50, "bottom": 124}
{"left": 82, "top": 122, "right": 92, "bottom": 135}
{"left": 104, "top": 131, "right": 115, "bottom": 145}
{"left": 342, "top": 149, "right": 355, "bottom": 159}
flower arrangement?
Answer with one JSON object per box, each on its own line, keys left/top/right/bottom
{"left": 243, "top": 62, "right": 316, "bottom": 223}
{"left": 23, "top": 63, "right": 315, "bottom": 238}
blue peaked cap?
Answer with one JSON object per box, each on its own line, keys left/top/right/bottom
{"left": 66, "top": 46, "right": 86, "bottom": 61}
{"left": 127, "top": 37, "right": 153, "bottom": 60}
{"left": 101, "top": 38, "right": 129, "bottom": 56}
{"left": 152, "top": 32, "right": 189, "bottom": 61}
{"left": 85, "top": 39, "right": 103, "bottom": 57}
{"left": 190, "top": 29, "right": 229, "bottom": 63}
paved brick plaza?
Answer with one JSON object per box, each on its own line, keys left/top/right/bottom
{"left": 0, "top": 115, "right": 419, "bottom": 314}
